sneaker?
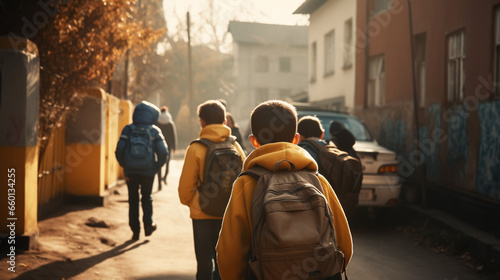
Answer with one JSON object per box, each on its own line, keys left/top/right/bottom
{"left": 145, "top": 223, "right": 157, "bottom": 236}
{"left": 132, "top": 232, "right": 140, "bottom": 241}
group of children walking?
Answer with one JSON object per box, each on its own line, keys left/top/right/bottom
{"left": 116, "top": 99, "right": 353, "bottom": 280}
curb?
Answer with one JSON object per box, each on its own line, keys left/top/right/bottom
{"left": 402, "top": 204, "right": 500, "bottom": 269}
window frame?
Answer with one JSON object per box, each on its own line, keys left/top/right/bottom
{"left": 367, "top": 54, "right": 386, "bottom": 107}
{"left": 311, "top": 41, "right": 317, "bottom": 83}
{"left": 343, "top": 18, "right": 354, "bottom": 69}
{"left": 324, "top": 29, "right": 335, "bottom": 76}
{"left": 446, "top": 29, "right": 466, "bottom": 103}
{"left": 373, "top": 0, "right": 392, "bottom": 15}
{"left": 279, "top": 57, "right": 291, "bottom": 73}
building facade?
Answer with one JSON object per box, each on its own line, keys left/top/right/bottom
{"left": 228, "top": 21, "right": 308, "bottom": 126}
{"left": 353, "top": 0, "right": 500, "bottom": 233}
{"left": 295, "top": 0, "right": 357, "bottom": 113}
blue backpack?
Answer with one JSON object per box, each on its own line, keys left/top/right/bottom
{"left": 123, "top": 124, "right": 155, "bottom": 170}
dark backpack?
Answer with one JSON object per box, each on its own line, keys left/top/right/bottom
{"left": 122, "top": 124, "right": 155, "bottom": 170}
{"left": 192, "top": 136, "right": 243, "bottom": 217}
{"left": 301, "top": 140, "right": 363, "bottom": 216}
{"left": 241, "top": 160, "right": 346, "bottom": 280}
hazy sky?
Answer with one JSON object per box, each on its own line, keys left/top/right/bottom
{"left": 161, "top": 0, "right": 309, "bottom": 52}
{"left": 163, "top": 0, "right": 308, "bottom": 30}
{"left": 163, "top": 0, "right": 308, "bottom": 27}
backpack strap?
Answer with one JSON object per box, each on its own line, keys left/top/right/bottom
{"left": 238, "top": 165, "right": 270, "bottom": 180}
{"left": 301, "top": 138, "right": 331, "bottom": 152}
{"left": 120, "top": 124, "right": 135, "bottom": 141}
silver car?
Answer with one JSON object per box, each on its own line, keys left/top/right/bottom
{"left": 297, "top": 109, "right": 401, "bottom": 208}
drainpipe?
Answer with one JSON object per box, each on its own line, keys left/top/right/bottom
{"left": 364, "top": 0, "right": 370, "bottom": 109}
{"left": 407, "top": 0, "right": 426, "bottom": 207}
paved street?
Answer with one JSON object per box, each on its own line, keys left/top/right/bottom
{"left": 2, "top": 157, "right": 498, "bottom": 279}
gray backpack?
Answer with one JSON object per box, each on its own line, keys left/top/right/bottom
{"left": 241, "top": 160, "right": 346, "bottom": 280}
{"left": 192, "top": 136, "right": 243, "bottom": 217}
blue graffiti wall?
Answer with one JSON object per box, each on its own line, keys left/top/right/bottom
{"left": 477, "top": 101, "right": 500, "bottom": 199}
{"left": 446, "top": 105, "right": 469, "bottom": 181}
{"left": 426, "top": 104, "right": 442, "bottom": 181}
{"left": 379, "top": 119, "right": 407, "bottom": 156}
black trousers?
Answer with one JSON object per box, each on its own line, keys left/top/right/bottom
{"left": 126, "top": 174, "right": 154, "bottom": 234}
{"left": 192, "top": 219, "right": 223, "bottom": 280}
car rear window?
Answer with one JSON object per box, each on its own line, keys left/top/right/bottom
{"left": 297, "top": 111, "right": 373, "bottom": 141}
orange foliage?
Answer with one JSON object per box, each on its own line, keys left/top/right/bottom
{"left": 35, "top": 0, "right": 164, "bottom": 159}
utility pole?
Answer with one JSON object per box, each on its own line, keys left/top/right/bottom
{"left": 187, "top": 11, "right": 195, "bottom": 137}
{"left": 364, "top": 0, "right": 370, "bottom": 108}
{"left": 124, "top": 49, "right": 130, "bottom": 100}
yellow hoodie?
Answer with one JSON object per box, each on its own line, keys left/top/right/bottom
{"left": 178, "top": 124, "right": 246, "bottom": 220}
{"left": 216, "top": 142, "right": 353, "bottom": 279}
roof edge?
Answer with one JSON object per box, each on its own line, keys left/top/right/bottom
{"left": 293, "top": 0, "right": 328, "bottom": 15}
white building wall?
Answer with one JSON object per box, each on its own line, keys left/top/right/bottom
{"left": 232, "top": 43, "right": 308, "bottom": 125}
{"left": 308, "top": 0, "right": 356, "bottom": 113}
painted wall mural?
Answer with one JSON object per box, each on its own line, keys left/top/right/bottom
{"left": 379, "top": 119, "right": 407, "bottom": 157}
{"left": 477, "top": 101, "right": 500, "bottom": 199}
{"left": 444, "top": 106, "right": 468, "bottom": 169}
{"left": 426, "top": 104, "right": 442, "bottom": 181}
{"left": 446, "top": 105, "right": 469, "bottom": 181}
{"left": 370, "top": 101, "right": 499, "bottom": 201}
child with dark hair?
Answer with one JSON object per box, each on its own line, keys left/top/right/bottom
{"left": 297, "top": 115, "right": 327, "bottom": 162}
{"left": 179, "top": 99, "right": 246, "bottom": 280}
{"left": 329, "top": 121, "right": 360, "bottom": 160}
{"left": 217, "top": 100, "right": 352, "bottom": 279}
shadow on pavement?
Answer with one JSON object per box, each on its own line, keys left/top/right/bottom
{"left": 12, "top": 240, "right": 149, "bottom": 280}
{"left": 137, "top": 275, "right": 194, "bottom": 280}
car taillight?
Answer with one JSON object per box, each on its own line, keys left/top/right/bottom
{"left": 378, "top": 164, "right": 398, "bottom": 174}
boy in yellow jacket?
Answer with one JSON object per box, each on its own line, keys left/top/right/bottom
{"left": 178, "top": 100, "right": 246, "bottom": 280}
{"left": 216, "top": 100, "right": 353, "bottom": 279}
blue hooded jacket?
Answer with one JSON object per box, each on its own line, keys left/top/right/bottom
{"left": 115, "top": 101, "right": 168, "bottom": 177}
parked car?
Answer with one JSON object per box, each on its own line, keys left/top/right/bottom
{"left": 296, "top": 107, "right": 401, "bottom": 208}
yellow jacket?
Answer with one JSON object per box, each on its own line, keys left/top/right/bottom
{"left": 216, "top": 142, "right": 353, "bottom": 279}
{"left": 178, "top": 124, "right": 246, "bottom": 220}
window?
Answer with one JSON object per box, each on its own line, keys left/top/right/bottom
{"left": 343, "top": 18, "right": 353, "bottom": 69}
{"left": 256, "top": 88, "right": 269, "bottom": 103}
{"left": 414, "top": 33, "right": 426, "bottom": 107}
{"left": 367, "top": 55, "right": 386, "bottom": 107}
{"left": 279, "top": 57, "right": 291, "bottom": 72}
{"left": 255, "top": 56, "right": 269, "bottom": 73}
{"left": 447, "top": 30, "right": 466, "bottom": 102}
{"left": 279, "top": 89, "right": 292, "bottom": 99}
{"left": 324, "top": 30, "right": 335, "bottom": 76}
{"left": 311, "top": 42, "right": 317, "bottom": 82}
{"left": 374, "top": 0, "right": 392, "bottom": 15}
{"left": 495, "top": 7, "right": 500, "bottom": 97}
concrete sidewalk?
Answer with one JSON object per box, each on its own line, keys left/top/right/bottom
{"left": 1, "top": 158, "right": 198, "bottom": 279}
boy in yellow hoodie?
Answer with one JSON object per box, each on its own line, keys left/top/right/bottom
{"left": 216, "top": 100, "right": 353, "bottom": 279}
{"left": 178, "top": 100, "right": 246, "bottom": 280}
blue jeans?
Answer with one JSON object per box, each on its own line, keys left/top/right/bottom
{"left": 126, "top": 174, "right": 154, "bottom": 233}
{"left": 193, "top": 219, "right": 222, "bottom": 280}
